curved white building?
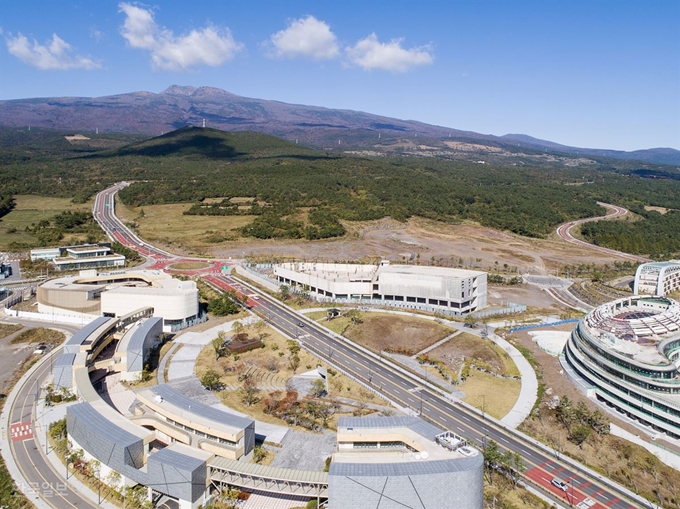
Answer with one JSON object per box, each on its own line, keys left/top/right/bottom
{"left": 634, "top": 260, "right": 680, "bottom": 296}
{"left": 37, "top": 270, "right": 202, "bottom": 331}
{"left": 564, "top": 296, "right": 680, "bottom": 439}
{"left": 274, "top": 261, "right": 487, "bottom": 315}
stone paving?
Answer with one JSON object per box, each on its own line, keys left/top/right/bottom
{"left": 270, "top": 428, "right": 336, "bottom": 471}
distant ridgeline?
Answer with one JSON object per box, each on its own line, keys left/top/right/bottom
{"left": 1, "top": 126, "right": 680, "bottom": 254}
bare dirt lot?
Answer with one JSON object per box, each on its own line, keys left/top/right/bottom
{"left": 428, "top": 332, "right": 520, "bottom": 378}
{"left": 117, "top": 198, "right": 631, "bottom": 276}
{"left": 312, "top": 313, "right": 453, "bottom": 356}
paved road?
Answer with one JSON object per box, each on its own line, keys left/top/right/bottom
{"left": 207, "top": 274, "right": 638, "bottom": 509}
{"left": 5, "top": 319, "right": 101, "bottom": 509}
{"left": 90, "top": 183, "right": 647, "bottom": 509}
{"left": 555, "top": 202, "right": 650, "bottom": 263}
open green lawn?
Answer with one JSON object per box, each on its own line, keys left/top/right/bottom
{"left": 0, "top": 195, "right": 93, "bottom": 250}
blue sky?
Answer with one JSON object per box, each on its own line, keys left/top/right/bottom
{"left": 0, "top": 1, "right": 678, "bottom": 151}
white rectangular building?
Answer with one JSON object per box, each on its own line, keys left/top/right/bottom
{"left": 274, "top": 261, "right": 486, "bottom": 314}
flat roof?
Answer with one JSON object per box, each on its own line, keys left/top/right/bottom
{"left": 377, "top": 264, "right": 485, "bottom": 279}
{"left": 140, "top": 384, "right": 254, "bottom": 432}
{"left": 335, "top": 416, "right": 477, "bottom": 466}
{"left": 339, "top": 416, "right": 444, "bottom": 441}
{"left": 209, "top": 455, "right": 328, "bottom": 485}
{"left": 583, "top": 296, "right": 680, "bottom": 365}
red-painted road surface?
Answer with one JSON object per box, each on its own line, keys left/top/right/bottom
{"left": 525, "top": 461, "right": 635, "bottom": 509}
{"left": 555, "top": 202, "right": 650, "bottom": 263}
{"left": 90, "top": 184, "right": 647, "bottom": 509}
{"left": 10, "top": 421, "right": 33, "bottom": 442}
{"left": 203, "top": 274, "right": 261, "bottom": 308}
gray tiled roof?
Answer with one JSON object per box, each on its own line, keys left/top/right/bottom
{"left": 338, "top": 416, "right": 444, "bottom": 440}
{"left": 68, "top": 401, "right": 141, "bottom": 448}
{"left": 64, "top": 316, "right": 113, "bottom": 352}
{"left": 54, "top": 352, "right": 76, "bottom": 367}
{"left": 329, "top": 456, "right": 482, "bottom": 477}
{"left": 150, "top": 384, "right": 254, "bottom": 429}
{"left": 148, "top": 445, "right": 205, "bottom": 472}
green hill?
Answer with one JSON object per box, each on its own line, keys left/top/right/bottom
{"left": 1, "top": 126, "right": 680, "bottom": 256}
{"left": 92, "top": 126, "right": 321, "bottom": 160}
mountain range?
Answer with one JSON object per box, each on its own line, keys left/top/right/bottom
{"left": 0, "top": 85, "right": 678, "bottom": 166}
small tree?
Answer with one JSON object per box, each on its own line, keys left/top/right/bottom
{"left": 310, "top": 378, "right": 326, "bottom": 397}
{"left": 200, "top": 369, "right": 222, "bottom": 391}
{"left": 253, "top": 320, "right": 266, "bottom": 340}
{"left": 212, "top": 336, "right": 225, "bottom": 361}
{"left": 253, "top": 445, "right": 268, "bottom": 464}
{"left": 239, "top": 376, "right": 261, "bottom": 406}
{"left": 232, "top": 320, "right": 245, "bottom": 336}
{"left": 288, "top": 353, "right": 301, "bottom": 373}
{"left": 464, "top": 313, "right": 478, "bottom": 328}
{"left": 278, "top": 284, "right": 290, "bottom": 301}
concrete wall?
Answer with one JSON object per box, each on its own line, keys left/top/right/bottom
{"left": 101, "top": 287, "right": 198, "bottom": 321}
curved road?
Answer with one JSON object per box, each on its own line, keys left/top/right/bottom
{"left": 92, "top": 183, "right": 645, "bottom": 509}
{"left": 4, "top": 184, "right": 653, "bottom": 509}
{"left": 556, "top": 202, "right": 650, "bottom": 263}
{"left": 3, "top": 320, "right": 102, "bottom": 509}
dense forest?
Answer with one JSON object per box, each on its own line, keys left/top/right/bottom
{"left": 1, "top": 127, "right": 679, "bottom": 256}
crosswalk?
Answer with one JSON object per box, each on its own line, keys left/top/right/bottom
{"left": 10, "top": 421, "right": 33, "bottom": 442}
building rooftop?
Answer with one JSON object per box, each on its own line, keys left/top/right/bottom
{"left": 582, "top": 296, "right": 680, "bottom": 366}
{"left": 63, "top": 316, "right": 114, "bottom": 353}
{"left": 68, "top": 400, "right": 152, "bottom": 446}
{"left": 138, "top": 384, "right": 254, "bottom": 433}
{"left": 334, "top": 416, "right": 478, "bottom": 468}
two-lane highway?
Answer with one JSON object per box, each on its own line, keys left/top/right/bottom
{"left": 555, "top": 202, "right": 650, "bottom": 263}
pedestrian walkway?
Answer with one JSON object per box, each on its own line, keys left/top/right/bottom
{"left": 411, "top": 330, "right": 462, "bottom": 358}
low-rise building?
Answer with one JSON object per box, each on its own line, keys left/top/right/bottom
{"left": 634, "top": 260, "right": 680, "bottom": 296}
{"left": 274, "top": 261, "right": 487, "bottom": 315}
{"left": 37, "top": 270, "right": 202, "bottom": 331}
{"left": 329, "top": 416, "right": 483, "bottom": 509}
{"left": 31, "top": 243, "right": 125, "bottom": 271}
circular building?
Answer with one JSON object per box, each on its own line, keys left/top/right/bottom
{"left": 564, "top": 296, "right": 680, "bottom": 439}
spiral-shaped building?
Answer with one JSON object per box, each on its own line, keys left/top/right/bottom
{"left": 564, "top": 296, "right": 680, "bottom": 439}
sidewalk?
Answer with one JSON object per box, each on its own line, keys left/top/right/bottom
{"left": 300, "top": 306, "right": 538, "bottom": 428}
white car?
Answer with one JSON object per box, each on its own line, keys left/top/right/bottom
{"left": 551, "top": 478, "right": 568, "bottom": 492}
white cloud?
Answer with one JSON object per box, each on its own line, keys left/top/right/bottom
{"left": 6, "top": 32, "right": 100, "bottom": 70}
{"left": 268, "top": 15, "right": 339, "bottom": 60}
{"left": 118, "top": 2, "right": 242, "bottom": 71}
{"left": 346, "top": 33, "right": 433, "bottom": 72}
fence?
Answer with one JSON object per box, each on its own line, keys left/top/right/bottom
{"left": 509, "top": 319, "right": 579, "bottom": 333}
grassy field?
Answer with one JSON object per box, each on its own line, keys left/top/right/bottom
{"left": 194, "top": 320, "right": 379, "bottom": 431}
{"left": 458, "top": 370, "right": 521, "bottom": 419}
{"left": 0, "top": 323, "right": 23, "bottom": 340}
{"left": 0, "top": 195, "right": 93, "bottom": 250}
{"left": 429, "top": 332, "right": 521, "bottom": 378}
{"left": 115, "top": 198, "right": 256, "bottom": 255}
{"left": 167, "top": 261, "right": 211, "bottom": 270}
{"left": 10, "top": 328, "right": 64, "bottom": 347}
{"left": 312, "top": 312, "right": 453, "bottom": 356}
